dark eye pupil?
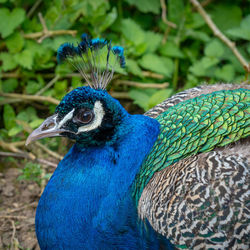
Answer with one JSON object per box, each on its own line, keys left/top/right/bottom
{"left": 74, "top": 109, "right": 94, "bottom": 124}
{"left": 82, "top": 111, "right": 92, "bottom": 122}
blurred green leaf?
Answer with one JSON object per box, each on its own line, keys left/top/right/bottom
{"left": 205, "top": 39, "right": 224, "bottom": 58}
{"left": 121, "top": 19, "right": 145, "bottom": 45}
{"left": 3, "top": 104, "right": 16, "bottom": 130}
{"left": 5, "top": 32, "right": 24, "bottom": 53}
{"left": 189, "top": 57, "right": 219, "bottom": 76}
{"left": 55, "top": 63, "right": 74, "bottom": 75}
{"left": 98, "top": 7, "right": 117, "bottom": 32}
{"left": 247, "top": 44, "right": 250, "bottom": 54}
{"left": 227, "top": 15, "right": 250, "bottom": 40}
{"left": 0, "top": 53, "right": 17, "bottom": 71}
{"left": 189, "top": 61, "right": 206, "bottom": 77}
{"left": 168, "top": 0, "right": 184, "bottom": 25}
{"left": 209, "top": 4, "right": 242, "bottom": 32}
{"left": 17, "top": 107, "right": 38, "bottom": 122}
{"left": 129, "top": 89, "right": 150, "bottom": 110}
{"left": 24, "top": 40, "right": 54, "bottom": 69}
{"left": 186, "top": 74, "right": 199, "bottom": 88}
{"left": 148, "top": 89, "right": 173, "bottom": 109}
{"left": 29, "top": 119, "right": 44, "bottom": 129}
{"left": 126, "top": 59, "right": 143, "bottom": 77}
{"left": 0, "top": 8, "right": 25, "bottom": 38}
{"left": 186, "top": 13, "right": 205, "bottom": 29}
{"left": 25, "top": 80, "right": 40, "bottom": 94}
{"left": 72, "top": 76, "right": 83, "bottom": 88}
{"left": 144, "top": 32, "right": 162, "bottom": 53}
{"left": 54, "top": 80, "right": 68, "bottom": 99}
{"left": 14, "top": 49, "right": 34, "bottom": 69}
{"left": 184, "top": 29, "right": 210, "bottom": 42}
{"left": 159, "top": 42, "right": 184, "bottom": 58}
{"left": 125, "top": 0, "right": 160, "bottom": 14}
{"left": 16, "top": 111, "right": 30, "bottom": 122}
{"left": 44, "top": 36, "right": 78, "bottom": 52}
{"left": 8, "top": 126, "right": 23, "bottom": 137}
{"left": 215, "top": 64, "right": 235, "bottom": 82}
{"left": 133, "top": 43, "right": 147, "bottom": 56}
{"left": 2, "top": 79, "right": 18, "bottom": 93}
{"left": 26, "top": 40, "right": 48, "bottom": 57}
{"left": 87, "top": 0, "right": 109, "bottom": 14}
{"left": 139, "top": 54, "right": 174, "bottom": 77}
{"left": 201, "top": 57, "right": 219, "bottom": 68}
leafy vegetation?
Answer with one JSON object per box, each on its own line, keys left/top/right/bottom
{"left": 17, "top": 162, "right": 51, "bottom": 186}
{"left": 0, "top": 0, "right": 249, "bottom": 170}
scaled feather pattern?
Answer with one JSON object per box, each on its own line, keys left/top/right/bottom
{"left": 134, "top": 88, "right": 250, "bottom": 201}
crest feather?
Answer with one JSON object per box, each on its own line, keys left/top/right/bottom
{"left": 57, "top": 34, "right": 125, "bottom": 90}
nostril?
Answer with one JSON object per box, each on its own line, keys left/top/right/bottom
{"left": 41, "top": 122, "right": 55, "bottom": 131}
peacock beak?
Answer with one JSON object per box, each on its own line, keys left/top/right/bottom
{"left": 26, "top": 114, "right": 66, "bottom": 146}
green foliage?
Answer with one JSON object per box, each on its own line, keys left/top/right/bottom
{"left": 159, "top": 42, "right": 184, "bottom": 58}
{"left": 168, "top": 0, "right": 185, "bottom": 25}
{"left": 124, "top": 0, "right": 160, "bottom": 14}
{"left": 3, "top": 104, "right": 16, "bottom": 130}
{"left": 6, "top": 32, "right": 25, "bottom": 53}
{"left": 18, "top": 162, "right": 51, "bottom": 186}
{"left": 1, "top": 79, "right": 18, "bottom": 92}
{"left": 227, "top": 15, "right": 250, "bottom": 40}
{"left": 122, "top": 18, "right": 145, "bottom": 45}
{"left": 0, "top": 52, "right": 18, "bottom": 71}
{"left": 148, "top": 89, "right": 173, "bottom": 109}
{"left": 139, "top": 54, "right": 174, "bottom": 77}
{"left": 0, "top": 0, "right": 249, "bottom": 180}
{"left": 0, "top": 8, "right": 25, "bottom": 38}
{"left": 129, "top": 88, "right": 173, "bottom": 110}
{"left": 210, "top": 4, "right": 242, "bottom": 32}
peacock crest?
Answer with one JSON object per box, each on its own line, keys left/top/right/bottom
{"left": 57, "top": 34, "right": 125, "bottom": 90}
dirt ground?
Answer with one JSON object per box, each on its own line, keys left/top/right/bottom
{"left": 0, "top": 167, "right": 41, "bottom": 250}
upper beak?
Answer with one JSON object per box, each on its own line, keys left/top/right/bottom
{"left": 26, "top": 114, "right": 66, "bottom": 146}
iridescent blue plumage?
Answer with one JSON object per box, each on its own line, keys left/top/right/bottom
{"left": 112, "top": 46, "right": 126, "bottom": 68}
{"left": 57, "top": 43, "right": 79, "bottom": 64}
{"left": 34, "top": 87, "right": 175, "bottom": 249}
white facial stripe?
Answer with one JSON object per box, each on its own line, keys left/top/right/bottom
{"left": 77, "top": 101, "right": 105, "bottom": 133}
{"left": 42, "top": 115, "right": 58, "bottom": 132}
{"left": 58, "top": 108, "right": 75, "bottom": 128}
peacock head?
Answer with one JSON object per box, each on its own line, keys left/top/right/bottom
{"left": 26, "top": 34, "right": 127, "bottom": 147}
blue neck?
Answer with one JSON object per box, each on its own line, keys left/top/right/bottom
{"left": 36, "top": 114, "right": 172, "bottom": 249}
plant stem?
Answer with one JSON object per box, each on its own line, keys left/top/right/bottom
{"left": 190, "top": 0, "right": 249, "bottom": 74}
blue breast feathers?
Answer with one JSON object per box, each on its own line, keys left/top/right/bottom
{"left": 35, "top": 112, "right": 174, "bottom": 249}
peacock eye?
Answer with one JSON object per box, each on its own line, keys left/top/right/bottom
{"left": 74, "top": 109, "right": 94, "bottom": 124}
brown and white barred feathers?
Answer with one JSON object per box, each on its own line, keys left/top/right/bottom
{"left": 135, "top": 84, "right": 250, "bottom": 249}
{"left": 57, "top": 34, "right": 125, "bottom": 90}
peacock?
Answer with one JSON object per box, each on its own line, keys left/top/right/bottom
{"left": 26, "top": 34, "right": 250, "bottom": 249}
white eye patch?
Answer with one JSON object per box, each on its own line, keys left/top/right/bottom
{"left": 77, "top": 101, "right": 105, "bottom": 133}
{"left": 58, "top": 108, "right": 75, "bottom": 128}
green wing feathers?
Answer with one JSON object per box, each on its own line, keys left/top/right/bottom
{"left": 134, "top": 88, "right": 250, "bottom": 202}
